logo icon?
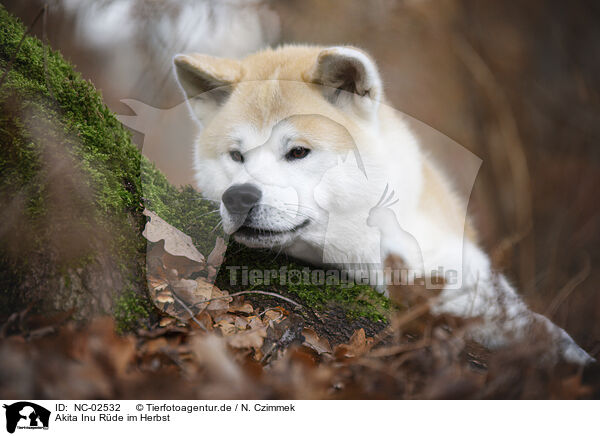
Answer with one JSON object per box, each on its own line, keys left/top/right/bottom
{"left": 3, "top": 402, "right": 50, "bottom": 434}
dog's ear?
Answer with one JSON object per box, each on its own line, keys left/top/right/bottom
{"left": 307, "top": 46, "right": 382, "bottom": 118}
{"left": 173, "top": 53, "right": 242, "bottom": 125}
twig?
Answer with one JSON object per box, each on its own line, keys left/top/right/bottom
{"left": 0, "top": 313, "right": 19, "bottom": 338}
{"left": 26, "top": 326, "right": 56, "bottom": 340}
{"left": 545, "top": 253, "right": 591, "bottom": 318}
{"left": 170, "top": 292, "right": 207, "bottom": 331}
{"left": 208, "top": 290, "right": 302, "bottom": 308}
{"left": 0, "top": 6, "right": 46, "bottom": 90}
{"left": 137, "top": 325, "right": 188, "bottom": 338}
{"left": 391, "top": 301, "right": 432, "bottom": 331}
{"left": 368, "top": 339, "right": 430, "bottom": 358}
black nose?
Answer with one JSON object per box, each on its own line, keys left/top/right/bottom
{"left": 222, "top": 183, "right": 262, "bottom": 215}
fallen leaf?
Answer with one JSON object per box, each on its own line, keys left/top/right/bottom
{"left": 207, "top": 236, "right": 227, "bottom": 268}
{"left": 213, "top": 313, "right": 236, "bottom": 324}
{"left": 214, "top": 320, "right": 236, "bottom": 336}
{"left": 172, "top": 278, "right": 212, "bottom": 311}
{"left": 159, "top": 317, "right": 176, "bottom": 327}
{"left": 142, "top": 337, "right": 169, "bottom": 354}
{"left": 229, "top": 302, "right": 254, "bottom": 314}
{"left": 228, "top": 328, "right": 267, "bottom": 349}
{"left": 143, "top": 209, "right": 205, "bottom": 276}
{"left": 335, "top": 328, "right": 373, "bottom": 358}
{"left": 302, "top": 328, "right": 332, "bottom": 354}
{"left": 247, "top": 316, "right": 265, "bottom": 330}
{"left": 156, "top": 290, "right": 174, "bottom": 305}
{"left": 235, "top": 317, "right": 249, "bottom": 330}
{"left": 263, "top": 309, "right": 283, "bottom": 321}
{"left": 207, "top": 287, "right": 232, "bottom": 313}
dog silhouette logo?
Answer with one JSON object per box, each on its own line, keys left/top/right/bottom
{"left": 3, "top": 402, "right": 50, "bottom": 434}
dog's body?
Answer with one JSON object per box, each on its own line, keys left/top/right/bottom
{"left": 173, "top": 45, "right": 592, "bottom": 364}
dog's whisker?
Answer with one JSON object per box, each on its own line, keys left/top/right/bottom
{"left": 280, "top": 208, "right": 315, "bottom": 220}
{"left": 272, "top": 244, "right": 286, "bottom": 262}
{"left": 283, "top": 203, "right": 319, "bottom": 213}
{"left": 210, "top": 219, "right": 223, "bottom": 233}
{"left": 197, "top": 208, "right": 220, "bottom": 218}
{"left": 267, "top": 205, "right": 314, "bottom": 222}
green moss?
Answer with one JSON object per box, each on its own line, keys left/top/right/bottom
{"left": 217, "top": 242, "right": 391, "bottom": 323}
{"left": 288, "top": 281, "right": 390, "bottom": 322}
{"left": 0, "top": 6, "right": 142, "bottom": 251}
{"left": 113, "top": 290, "right": 152, "bottom": 333}
{"left": 140, "top": 159, "right": 222, "bottom": 255}
{"left": 0, "top": 5, "right": 147, "bottom": 316}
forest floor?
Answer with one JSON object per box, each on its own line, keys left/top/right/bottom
{"left": 1, "top": 211, "right": 599, "bottom": 400}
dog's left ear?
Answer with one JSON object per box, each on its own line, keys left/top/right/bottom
{"left": 173, "top": 53, "right": 242, "bottom": 125}
{"left": 307, "top": 46, "right": 382, "bottom": 118}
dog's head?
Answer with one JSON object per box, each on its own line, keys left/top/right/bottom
{"left": 173, "top": 45, "right": 391, "bottom": 253}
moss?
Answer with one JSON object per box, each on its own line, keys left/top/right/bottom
{"left": 0, "top": 5, "right": 146, "bottom": 316}
{"left": 113, "top": 290, "right": 152, "bottom": 333}
{"left": 140, "top": 159, "right": 222, "bottom": 255}
{"left": 216, "top": 241, "right": 391, "bottom": 323}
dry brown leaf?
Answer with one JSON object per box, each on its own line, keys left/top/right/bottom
{"left": 156, "top": 289, "right": 175, "bottom": 305}
{"left": 335, "top": 328, "right": 373, "bottom": 358}
{"left": 213, "top": 313, "right": 236, "bottom": 324}
{"left": 228, "top": 302, "right": 254, "bottom": 314}
{"left": 235, "top": 317, "right": 249, "bottom": 330}
{"left": 194, "top": 278, "right": 214, "bottom": 304}
{"left": 247, "top": 316, "right": 265, "bottom": 330}
{"left": 214, "top": 320, "right": 237, "bottom": 336}
{"left": 207, "top": 287, "right": 232, "bottom": 314}
{"left": 143, "top": 209, "right": 205, "bottom": 265}
{"left": 227, "top": 327, "right": 267, "bottom": 349}
{"left": 206, "top": 265, "right": 218, "bottom": 282}
{"left": 302, "top": 328, "right": 332, "bottom": 354}
{"left": 207, "top": 236, "right": 227, "bottom": 268}
{"left": 171, "top": 278, "right": 197, "bottom": 295}
{"left": 142, "top": 337, "right": 169, "bottom": 354}
{"left": 263, "top": 309, "right": 283, "bottom": 321}
{"left": 172, "top": 278, "right": 212, "bottom": 311}
{"left": 159, "top": 317, "right": 176, "bottom": 327}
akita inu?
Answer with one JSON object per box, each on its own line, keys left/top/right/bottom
{"left": 173, "top": 45, "right": 592, "bottom": 364}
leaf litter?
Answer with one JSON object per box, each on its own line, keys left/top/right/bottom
{"left": 0, "top": 210, "right": 599, "bottom": 399}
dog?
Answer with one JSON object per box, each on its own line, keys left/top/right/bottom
{"left": 173, "top": 44, "right": 593, "bottom": 365}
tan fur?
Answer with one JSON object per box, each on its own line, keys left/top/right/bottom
{"left": 419, "top": 161, "right": 478, "bottom": 243}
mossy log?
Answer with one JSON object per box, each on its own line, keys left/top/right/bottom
{"left": 0, "top": 6, "right": 389, "bottom": 343}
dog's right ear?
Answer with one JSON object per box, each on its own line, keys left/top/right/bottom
{"left": 173, "top": 54, "right": 242, "bottom": 125}
{"left": 306, "top": 46, "right": 382, "bottom": 120}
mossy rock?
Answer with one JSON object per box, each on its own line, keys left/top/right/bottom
{"left": 0, "top": 6, "right": 390, "bottom": 340}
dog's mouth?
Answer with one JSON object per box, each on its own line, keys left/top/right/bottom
{"left": 233, "top": 219, "right": 310, "bottom": 243}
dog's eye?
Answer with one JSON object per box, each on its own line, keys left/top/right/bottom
{"left": 229, "top": 150, "right": 244, "bottom": 163}
{"left": 286, "top": 146, "right": 310, "bottom": 161}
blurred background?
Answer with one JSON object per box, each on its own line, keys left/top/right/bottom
{"left": 3, "top": 0, "right": 599, "bottom": 353}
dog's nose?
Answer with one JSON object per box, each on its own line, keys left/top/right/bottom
{"left": 222, "top": 183, "right": 262, "bottom": 215}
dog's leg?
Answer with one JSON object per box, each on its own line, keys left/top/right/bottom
{"left": 429, "top": 241, "right": 594, "bottom": 365}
